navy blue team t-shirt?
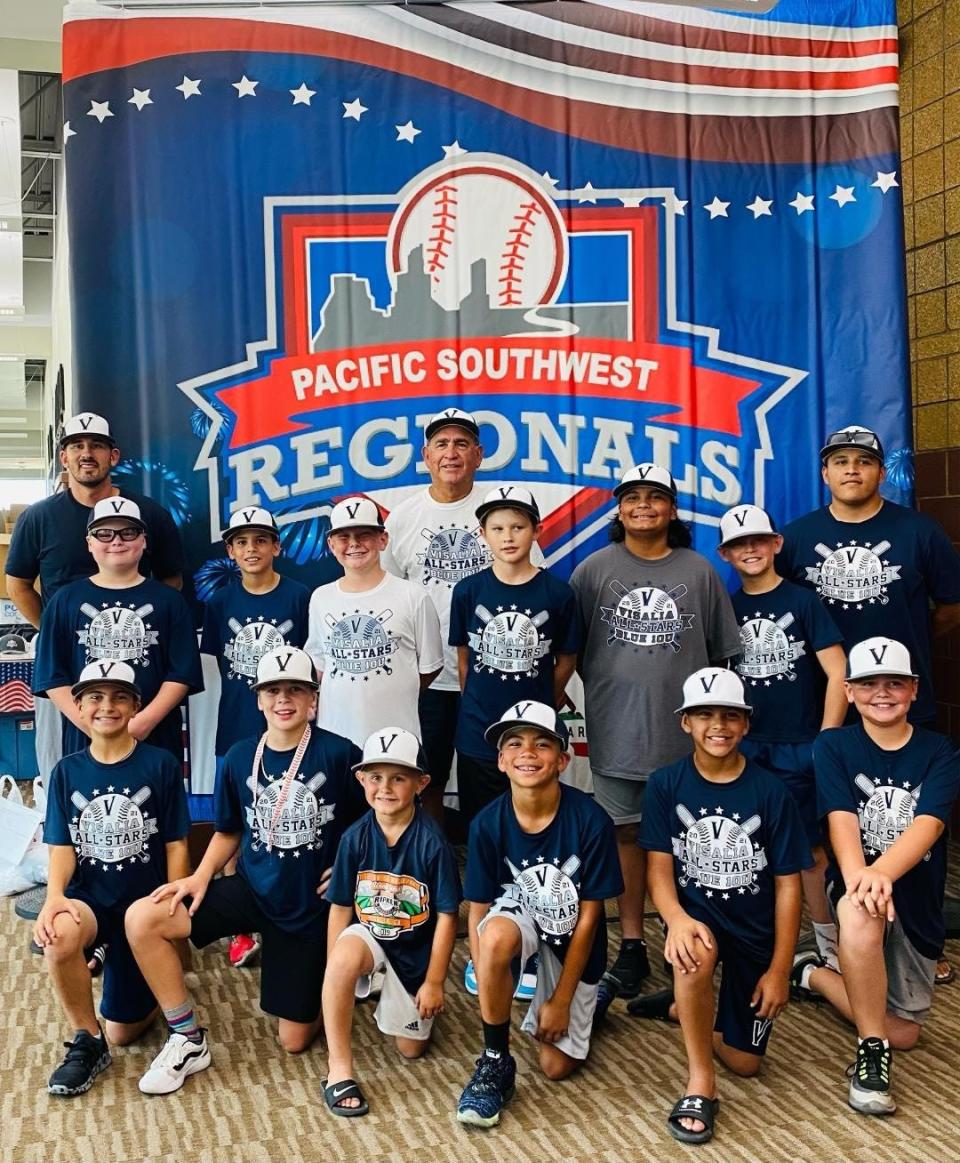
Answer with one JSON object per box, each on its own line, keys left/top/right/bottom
{"left": 6, "top": 488, "right": 185, "bottom": 607}
{"left": 215, "top": 728, "right": 364, "bottom": 938}
{"left": 33, "top": 577, "right": 203, "bottom": 758}
{"left": 449, "top": 567, "right": 581, "bottom": 760}
{"left": 200, "top": 577, "right": 310, "bottom": 757}
{"left": 44, "top": 742, "right": 191, "bottom": 911}
{"left": 327, "top": 806, "right": 462, "bottom": 994}
{"left": 815, "top": 724, "right": 959, "bottom": 961}
{"left": 465, "top": 785, "right": 622, "bottom": 984}
{"left": 779, "top": 502, "right": 960, "bottom": 724}
{"left": 731, "top": 579, "right": 843, "bottom": 743}
{"left": 641, "top": 756, "right": 812, "bottom": 962}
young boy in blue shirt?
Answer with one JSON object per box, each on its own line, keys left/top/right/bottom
{"left": 793, "top": 637, "right": 959, "bottom": 1116}
{"left": 35, "top": 660, "right": 191, "bottom": 1096}
{"left": 456, "top": 701, "right": 622, "bottom": 1129}
{"left": 321, "top": 727, "right": 461, "bottom": 1117}
{"left": 717, "top": 503, "right": 847, "bottom": 969}
{"left": 638, "top": 668, "right": 810, "bottom": 1146}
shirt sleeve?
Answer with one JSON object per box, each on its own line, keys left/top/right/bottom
{"left": 325, "top": 829, "right": 359, "bottom": 907}
{"left": 464, "top": 812, "right": 500, "bottom": 902}
{"left": 158, "top": 752, "right": 191, "bottom": 841}
{"left": 813, "top": 730, "right": 858, "bottom": 820}
{"left": 199, "top": 593, "right": 220, "bottom": 656}
{"left": 803, "top": 589, "right": 843, "bottom": 652}
{"left": 163, "top": 592, "right": 204, "bottom": 692}
{"left": 291, "top": 582, "right": 311, "bottom": 649}
{"left": 552, "top": 580, "right": 583, "bottom": 656}
{"left": 414, "top": 590, "right": 445, "bottom": 674}
{"left": 705, "top": 564, "right": 742, "bottom": 663}
{"left": 638, "top": 771, "right": 674, "bottom": 854}
{"left": 341, "top": 742, "right": 367, "bottom": 825}
{"left": 447, "top": 579, "right": 470, "bottom": 648}
{"left": 4, "top": 506, "right": 40, "bottom": 580}
{"left": 381, "top": 518, "right": 404, "bottom": 579}
{"left": 766, "top": 784, "right": 814, "bottom": 873}
{"left": 31, "top": 589, "right": 72, "bottom": 693}
{"left": 214, "top": 747, "right": 244, "bottom": 832}
{"left": 304, "top": 591, "right": 327, "bottom": 675}
{"left": 915, "top": 737, "right": 960, "bottom": 824}
{"left": 42, "top": 762, "right": 72, "bottom": 846}
{"left": 775, "top": 528, "right": 799, "bottom": 584}
{"left": 577, "top": 805, "right": 624, "bottom": 900}
{"left": 920, "top": 518, "right": 960, "bottom": 606}
{"left": 431, "top": 835, "right": 464, "bottom": 913}
{"left": 142, "top": 499, "right": 186, "bottom": 582}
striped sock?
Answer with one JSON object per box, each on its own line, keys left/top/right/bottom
{"left": 163, "top": 999, "right": 202, "bottom": 1043}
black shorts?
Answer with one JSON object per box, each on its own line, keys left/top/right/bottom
{"left": 65, "top": 890, "right": 156, "bottom": 1025}
{"left": 711, "top": 927, "right": 775, "bottom": 1057}
{"left": 456, "top": 751, "right": 509, "bottom": 824}
{"left": 418, "top": 687, "right": 460, "bottom": 784}
{"left": 189, "top": 876, "right": 327, "bottom": 1024}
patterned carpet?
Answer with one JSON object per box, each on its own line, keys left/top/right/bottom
{"left": 4, "top": 889, "right": 960, "bottom": 1162}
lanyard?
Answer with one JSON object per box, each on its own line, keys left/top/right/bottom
{"left": 251, "top": 724, "right": 312, "bottom": 853}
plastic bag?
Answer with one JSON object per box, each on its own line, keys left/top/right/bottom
{"left": 0, "top": 774, "right": 47, "bottom": 895}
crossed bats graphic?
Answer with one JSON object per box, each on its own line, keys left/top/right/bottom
{"left": 675, "top": 803, "right": 761, "bottom": 894}
{"left": 81, "top": 601, "right": 154, "bottom": 622}
{"left": 228, "top": 617, "right": 295, "bottom": 638}
{"left": 71, "top": 786, "right": 151, "bottom": 812}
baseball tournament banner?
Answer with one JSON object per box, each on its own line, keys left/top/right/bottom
{"left": 61, "top": 0, "right": 909, "bottom": 595}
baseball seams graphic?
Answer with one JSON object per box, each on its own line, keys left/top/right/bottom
{"left": 502, "top": 854, "right": 582, "bottom": 943}
{"left": 323, "top": 609, "right": 398, "bottom": 678}
{"left": 804, "top": 540, "right": 902, "bottom": 608}
{"left": 854, "top": 774, "right": 925, "bottom": 858}
{"left": 224, "top": 617, "right": 295, "bottom": 681}
{"left": 672, "top": 803, "right": 768, "bottom": 895}
{"left": 737, "top": 612, "right": 806, "bottom": 684}
{"left": 600, "top": 580, "right": 695, "bottom": 651}
{"left": 354, "top": 870, "right": 430, "bottom": 939}
{"left": 69, "top": 786, "right": 158, "bottom": 867}
{"left": 416, "top": 525, "right": 492, "bottom": 586}
{"left": 77, "top": 602, "right": 158, "bottom": 665}
{"left": 245, "top": 767, "right": 335, "bottom": 852}
{"left": 468, "top": 603, "right": 551, "bottom": 679}
{"left": 387, "top": 162, "right": 567, "bottom": 312}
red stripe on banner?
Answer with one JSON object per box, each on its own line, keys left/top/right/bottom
{"left": 537, "top": 487, "right": 611, "bottom": 553}
{"left": 0, "top": 680, "right": 34, "bottom": 713}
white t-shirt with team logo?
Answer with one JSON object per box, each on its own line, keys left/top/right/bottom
{"left": 305, "top": 571, "right": 444, "bottom": 745}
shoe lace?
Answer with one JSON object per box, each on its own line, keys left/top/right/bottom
{"left": 469, "top": 1055, "right": 505, "bottom": 1095}
{"left": 854, "top": 1041, "right": 890, "bottom": 1087}
{"left": 152, "top": 1034, "right": 194, "bottom": 1070}
{"left": 61, "top": 1035, "right": 100, "bottom": 1066}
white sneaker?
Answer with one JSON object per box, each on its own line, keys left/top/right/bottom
{"left": 139, "top": 1031, "right": 211, "bottom": 1095}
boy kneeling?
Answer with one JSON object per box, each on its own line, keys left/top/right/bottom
{"left": 456, "top": 701, "right": 622, "bottom": 1128}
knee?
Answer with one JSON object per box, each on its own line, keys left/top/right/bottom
{"left": 43, "top": 919, "right": 84, "bottom": 963}
{"left": 539, "top": 1046, "right": 577, "bottom": 1082}
{"left": 123, "top": 897, "right": 161, "bottom": 946}
{"left": 326, "top": 937, "right": 371, "bottom": 981}
{"left": 279, "top": 1024, "right": 317, "bottom": 1054}
{"left": 478, "top": 919, "right": 521, "bottom": 966}
{"left": 889, "top": 1022, "right": 921, "bottom": 1051}
{"left": 396, "top": 1037, "right": 429, "bottom": 1060}
{"left": 838, "top": 911, "right": 883, "bottom": 953}
{"left": 715, "top": 1040, "right": 762, "bottom": 1077}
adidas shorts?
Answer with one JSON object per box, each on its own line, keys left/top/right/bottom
{"left": 338, "top": 924, "right": 434, "bottom": 1042}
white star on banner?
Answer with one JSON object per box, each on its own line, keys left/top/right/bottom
{"left": 128, "top": 88, "right": 153, "bottom": 111}
{"left": 232, "top": 76, "right": 259, "bottom": 98}
{"left": 442, "top": 140, "right": 466, "bottom": 157}
{"left": 829, "top": 185, "right": 856, "bottom": 207}
{"left": 289, "top": 83, "right": 316, "bottom": 106}
{"left": 63, "top": 121, "right": 76, "bottom": 141}
{"left": 577, "top": 181, "right": 597, "bottom": 204}
{"left": 671, "top": 195, "right": 688, "bottom": 216}
{"left": 87, "top": 100, "right": 113, "bottom": 124}
{"left": 396, "top": 120, "right": 421, "bottom": 143}
{"left": 746, "top": 195, "right": 773, "bottom": 219}
{"left": 342, "top": 98, "right": 368, "bottom": 121}
{"left": 789, "top": 192, "right": 815, "bottom": 215}
{"left": 176, "top": 76, "right": 202, "bottom": 99}
{"left": 541, "top": 171, "right": 559, "bottom": 189}
{"left": 704, "top": 196, "right": 730, "bottom": 219}
{"left": 872, "top": 171, "right": 899, "bottom": 193}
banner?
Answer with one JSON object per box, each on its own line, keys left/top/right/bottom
{"left": 62, "top": 0, "right": 910, "bottom": 595}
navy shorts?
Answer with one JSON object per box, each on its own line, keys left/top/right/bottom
{"left": 710, "top": 927, "right": 775, "bottom": 1057}
{"left": 456, "top": 751, "right": 509, "bottom": 824}
{"left": 65, "top": 890, "right": 156, "bottom": 1025}
{"left": 188, "top": 874, "right": 327, "bottom": 1024}
{"left": 740, "top": 738, "right": 820, "bottom": 849}
{"left": 418, "top": 687, "right": 460, "bottom": 784}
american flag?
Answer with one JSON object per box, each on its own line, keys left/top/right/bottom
{"left": 0, "top": 662, "right": 34, "bottom": 714}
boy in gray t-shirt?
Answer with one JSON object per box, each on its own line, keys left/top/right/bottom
{"left": 570, "top": 463, "right": 740, "bottom": 1000}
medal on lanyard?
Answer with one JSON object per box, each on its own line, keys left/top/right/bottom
{"left": 251, "top": 724, "right": 313, "bottom": 853}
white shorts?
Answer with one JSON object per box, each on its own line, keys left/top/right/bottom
{"left": 479, "top": 896, "right": 599, "bottom": 1061}
{"left": 337, "top": 924, "right": 434, "bottom": 1042}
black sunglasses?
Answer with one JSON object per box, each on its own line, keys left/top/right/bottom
{"left": 824, "top": 430, "right": 879, "bottom": 449}
{"left": 89, "top": 526, "right": 143, "bottom": 543}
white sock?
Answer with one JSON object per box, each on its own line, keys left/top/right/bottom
{"left": 858, "top": 1037, "right": 890, "bottom": 1049}
{"left": 812, "top": 921, "right": 840, "bottom": 972}
{"left": 799, "top": 963, "right": 816, "bottom": 991}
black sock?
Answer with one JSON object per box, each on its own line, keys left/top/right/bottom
{"left": 482, "top": 1020, "right": 511, "bottom": 1057}
{"left": 621, "top": 938, "right": 647, "bottom": 952}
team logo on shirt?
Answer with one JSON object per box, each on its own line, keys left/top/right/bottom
{"left": 736, "top": 612, "right": 806, "bottom": 685}
{"left": 855, "top": 774, "right": 926, "bottom": 859}
{"left": 69, "top": 786, "right": 158, "bottom": 868}
{"left": 601, "top": 580, "right": 694, "bottom": 652}
{"left": 672, "top": 803, "right": 768, "bottom": 895}
{"left": 354, "top": 871, "right": 430, "bottom": 938}
{"left": 804, "top": 540, "right": 902, "bottom": 608}
{"left": 245, "top": 768, "right": 336, "bottom": 851}
{"left": 224, "top": 616, "right": 296, "bottom": 681}
{"left": 468, "top": 604, "right": 551, "bottom": 678}
{"left": 417, "top": 525, "right": 492, "bottom": 586}
{"left": 323, "top": 609, "right": 399, "bottom": 677}
{"left": 502, "top": 854, "right": 581, "bottom": 944}
{"left": 77, "top": 601, "right": 159, "bottom": 665}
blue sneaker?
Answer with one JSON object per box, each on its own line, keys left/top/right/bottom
{"left": 464, "top": 959, "right": 479, "bottom": 996}
{"left": 457, "top": 1052, "right": 517, "bottom": 1127}
{"left": 513, "top": 953, "right": 538, "bottom": 1001}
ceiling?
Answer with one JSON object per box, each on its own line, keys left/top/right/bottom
{"left": 3, "top": 4, "right": 67, "bottom": 45}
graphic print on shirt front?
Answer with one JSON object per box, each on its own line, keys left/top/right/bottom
{"left": 245, "top": 768, "right": 335, "bottom": 852}
{"left": 324, "top": 608, "right": 398, "bottom": 679}
{"left": 501, "top": 854, "right": 582, "bottom": 945}
{"left": 224, "top": 616, "right": 295, "bottom": 681}
{"left": 804, "top": 539, "right": 902, "bottom": 609}
{"left": 69, "top": 786, "right": 158, "bottom": 868}
{"left": 672, "top": 803, "right": 768, "bottom": 896}
{"left": 736, "top": 611, "right": 806, "bottom": 685}
{"left": 354, "top": 870, "right": 430, "bottom": 938}
{"left": 855, "top": 774, "right": 925, "bottom": 859}
{"left": 468, "top": 603, "right": 552, "bottom": 678}
{"left": 416, "top": 524, "right": 492, "bottom": 587}
{"left": 601, "top": 580, "right": 695, "bottom": 652}
{"left": 77, "top": 601, "right": 158, "bottom": 665}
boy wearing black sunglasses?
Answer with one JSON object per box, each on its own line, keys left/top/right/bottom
{"left": 33, "top": 497, "right": 203, "bottom": 759}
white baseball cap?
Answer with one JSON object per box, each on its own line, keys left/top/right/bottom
{"left": 613, "top": 462, "right": 677, "bottom": 500}
{"left": 59, "top": 412, "right": 116, "bottom": 449}
{"left": 675, "top": 667, "right": 752, "bottom": 713}
{"left": 847, "top": 637, "right": 917, "bottom": 681}
{"left": 329, "top": 496, "right": 385, "bottom": 532}
{"left": 251, "top": 646, "right": 318, "bottom": 690}
{"left": 424, "top": 407, "right": 480, "bottom": 442}
{"left": 86, "top": 497, "right": 146, "bottom": 532}
{"left": 819, "top": 425, "right": 885, "bottom": 464}
{"left": 475, "top": 485, "right": 541, "bottom": 524}
{"left": 222, "top": 506, "right": 279, "bottom": 542}
{"left": 718, "top": 505, "right": 779, "bottom": 548}
{"left": 72, "top": 660, "right": 141, "bottom": 700}
{"left": 353, "top": 728, "right": 426, "bottom": 773}
{"left": 483, "top": 699, "right": 570, "bottom": 749}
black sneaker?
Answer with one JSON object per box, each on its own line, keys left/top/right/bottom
{"left": 456, "top": 1052, "right": 517, "bottom": 1127}
{"left": 602, "top": 940, "right": 650, "bottom": 999}
{"left": 789, "top": 951, "right": 824, "bottom": 1002}
{"left": 591, "top": 979, "right": 616, "bottom": 1032}
{"left": 48, "top": 1031, "right": 111, "bottom": 1097}
{"left": 846, "top": 1037, "right": 895, "bottom": 1115}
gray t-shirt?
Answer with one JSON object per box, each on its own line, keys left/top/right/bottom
{"left": 570, "top": 543, "right": 741, "bottom": 781}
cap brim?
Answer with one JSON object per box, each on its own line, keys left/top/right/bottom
{"left": 613, "top": 482, "right": 676, "bottom": 500}
{"left": 87, "top": 519, "right": 146, "bottom": 532}
{"left": 674, "top": 699, "right": 753, "bottom": 714}
{"left": 483, "top": 719, "right": 569, "bottom": 748}
{"left": 717, "top": 530, "right": 778, "bottom": 548}
{"left": 475, "top": 502, "right": 540, "bottom": 524}
{"left": 60, "top": 435, "right": 117, "bottom": 449}
{"left": 819, "top": 443, "right": 884, "bottom": 462}
{"left": 328, "top": 522, "right": 384, "bottom": 533}
{"left": 351, "top": 756, "right": 425, "bottom": 773}
{"left": 251, "top": 676, "right": 319, "bottom": 691}
{"left": 424, "top": 421, "right": 480, "bottom": 441}
{"left": 71, "top": 678, "right": 141, "bottom": 700}
{"left": 223, "top": 524, "right": 278, "bottom": 540}
{"left": 846, "top": 668, "right": 917, "bottom": 681}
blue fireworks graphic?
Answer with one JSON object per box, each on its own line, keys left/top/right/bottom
{"left": 884, "top": 448, "right": 914, "bottom": 497}
{"left": 194, "top": 556, "right": 240, "bottom": 603}
{"left": 114, "top": 459, "right": 191, "bottom": 527}
{"left": 276, "top": 507, "right": 332, "bottom": 565}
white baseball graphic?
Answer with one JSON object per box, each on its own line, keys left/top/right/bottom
{"left": 70, "top": 786, "right": 156, "bottom": 864}
{"left": 601, "top": 580, "right": 693, "bottom": 650}
{"left": 738, "top": 611, "right": 804, "bottom": 682}
{"left": 388, "top": 157, "right": 568, "bottom": 312}
{"left": 806, "top": 540, "right": 901, "bottom": 606}
{"left": 672, "top": 803, "right": 766, "bottom": 893}
{"left": 855, "top": 774, "right": 922, "bottom": 855}
{"left": 505, "top": 854, "right": 582, "bottom": 937}
{"left": 78, "top": 601, "right": 157, "bottom": 663}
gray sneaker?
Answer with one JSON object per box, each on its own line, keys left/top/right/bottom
{"left": 847, "top": 1037, "right": 895, "bottom": 1115}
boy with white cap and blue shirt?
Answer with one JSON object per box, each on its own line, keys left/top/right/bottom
{"left": 636, "top": 667, "right": 811, "bottom": 1145}
{"left": 717, "top": 503, "right": 847, "bottom": 968}
{"left": 793, "top": 637, "right": 959, "bottom": 1116}
{"left": 321, "top": 727, "right": 461, "bottom": 1117}
{"left": 305, "top": 496, "right": 444, "bottom": 747}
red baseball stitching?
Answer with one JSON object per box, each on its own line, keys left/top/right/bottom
{"left": 499, "top": 200, "right": 543, "bottom": 307}
{"left": 426, "top": 183, "right": 458, "bottom": 279}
